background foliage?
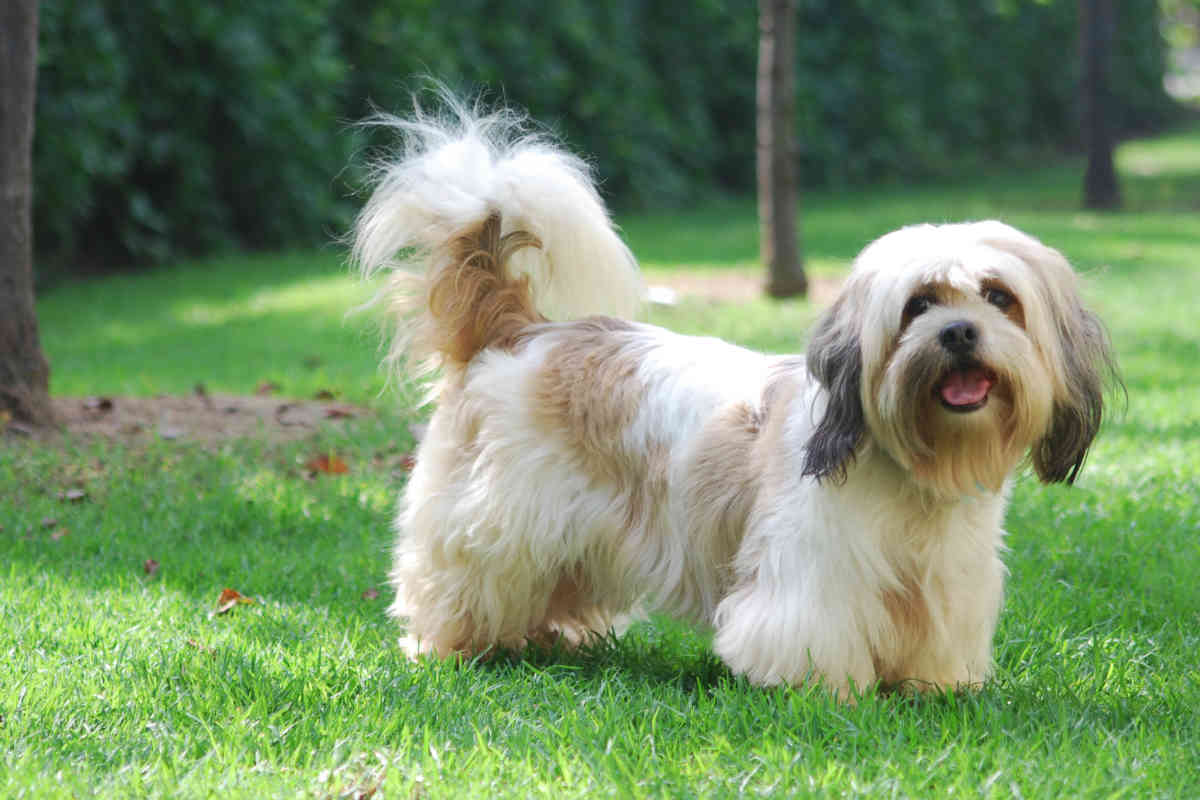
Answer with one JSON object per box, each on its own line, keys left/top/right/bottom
{"left": 35, "top": 0, "right": 1177, "bottom": 273}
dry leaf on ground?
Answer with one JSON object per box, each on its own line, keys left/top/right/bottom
{"left": 306, "top": 454, "right": 349, "bottom": 475}
{"left": 144, "top": 558, "right": 160, "bottom": 576}
{"left": 214, "top": 587, "right": 255, "bottom": 615}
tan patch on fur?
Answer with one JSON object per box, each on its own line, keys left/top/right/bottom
{"left": 532, "top": 317, "right": 653, "bottom": 492}
{"left": 422, "top": 212, "right": 545, "bottom": 368}
{"left": 527, "top": 568, "right": 610, "bottom": 648}
{"left": 880, "top": 577, "right": 930, "bottom": 659}
{"left": 684, "top": 361, "right": 799, "bottom": 595}
{"left": 684, "top": 402, "right": 763, "bottom": 591}
{"left": 623, "top": 438, "right": 672, "bottom": 532}
{"left": 544, "top": 569, "right": 589, "bottom": 621}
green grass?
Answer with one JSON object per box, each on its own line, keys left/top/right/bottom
{"left": 4, "top": 125, "right": 1200, "bottom": 797}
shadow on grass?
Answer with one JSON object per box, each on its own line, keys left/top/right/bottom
{"left": 478, "top": 624, "right": 733, "bottom": 696}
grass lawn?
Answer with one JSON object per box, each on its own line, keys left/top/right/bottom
{"left": 4, "top": 126, "right": 1199, "bottom": 797}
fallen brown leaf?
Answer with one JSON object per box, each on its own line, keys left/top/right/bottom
{"left": 144, "top": 558, "right": 160, "bottom": 576}
{"left": 313, "top": 389, "right": 336, "bottom": 401}
{"left": 324, "top": 405, "right": 357, "bottom": 419}
{"left": 214, "top": 587, "right": 255, "bottom": 615}
{"left": 362, "top": 588, "right": 380, "bottom": 600}
{"left": 306, "top": 454, "right": 349, "bottom": 475}
{"left": 400, "top": 454, "right": 416, "bottom": 471}
{"left": 256, "top": 380, "right": 281, "bottom": 396}
{"left": 50, "top": 527, "right": 69, "bottom": 541}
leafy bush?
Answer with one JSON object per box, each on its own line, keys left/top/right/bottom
{"left": 34, "top": 0, "right": 1177, "bottom": 274}
{"left": 36, "top": 0, "right": 351, "bottom": 272}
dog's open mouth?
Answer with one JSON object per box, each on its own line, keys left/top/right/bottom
{"left": 936, "top": 364, "right": 996, "bottom": 413}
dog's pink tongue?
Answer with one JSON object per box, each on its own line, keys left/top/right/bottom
{"left": 940, "top": 368, "right": 992, "bottom": 406}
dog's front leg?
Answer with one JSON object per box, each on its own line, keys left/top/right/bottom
{"left": 711, "top": 570, "right": 878, "bottom": 700}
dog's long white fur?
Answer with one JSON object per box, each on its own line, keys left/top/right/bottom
{"left": 352, "top": 97, "right": 1111, "bottom": 699}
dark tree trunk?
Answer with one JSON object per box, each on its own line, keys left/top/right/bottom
{"left": 1, "top": 0, "right": 53, "bottom": 427}
{"left": 1080, "top": 0, "right": 1122, "bottom": 210}
{"left": 758, "top": 0, "right": 806, "bottom": 298}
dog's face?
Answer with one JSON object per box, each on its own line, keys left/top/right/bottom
{"left": 804, "top": 221, "right": 1116, "bottom": 494}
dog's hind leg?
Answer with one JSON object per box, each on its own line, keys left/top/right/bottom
{"left": 389, "top": 505, "right": 559, "bottom": 657}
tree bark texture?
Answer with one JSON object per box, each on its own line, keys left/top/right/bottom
{"left": 1, "top": 0, "right": 53, "bottom": 426}
{"left": 1080, "top": 0, "right": 1122, "bottom": 210}
{"left": 757, "top": 0, "right": 806, "bottom": 298}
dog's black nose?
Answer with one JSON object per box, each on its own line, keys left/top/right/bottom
{"left": 938, "top": 320, "right": 979, "bottom": 355}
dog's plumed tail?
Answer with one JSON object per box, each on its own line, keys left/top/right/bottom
{"left": 351, "top": 94, "right": 642, "bottom": 380}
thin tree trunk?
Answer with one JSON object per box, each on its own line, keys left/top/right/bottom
{"left": 1, "top": 0, "right": 53, "bottom": 426}
{"left": 1080, "top": 0, "right": 1121, "bottom": 210}
{"left": 758, "top": 0, "right": 806, "bottom": 298}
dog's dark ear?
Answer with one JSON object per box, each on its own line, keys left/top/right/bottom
{"left": 802, "top": 292, "right": 866, "bottom": 483}
{"left": 1033, "top": 303, "right": 1121, "bottom": 484}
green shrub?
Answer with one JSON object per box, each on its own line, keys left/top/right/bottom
{"left": 35, "top": 0, "right": 352, "bottom": 273}
{"left": 33, "top": 0, "right": 1176, "bottom": 274}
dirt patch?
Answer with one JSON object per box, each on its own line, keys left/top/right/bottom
{"left": 648, "top": 272, "right": 843, "bottom": 305}
{"left": 8, "top": 393, "right": 371, "bottom": 445}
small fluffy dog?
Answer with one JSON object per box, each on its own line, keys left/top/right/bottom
{"left": 352, "top": 100, "right": 1116, "bottom": 698}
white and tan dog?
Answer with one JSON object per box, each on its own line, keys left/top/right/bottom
{"left": 352, "top": 99, "right": 1116, "bottom": 698}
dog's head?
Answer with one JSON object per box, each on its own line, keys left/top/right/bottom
{"left": 803, "top": 221, "right": 1118, "bottom": 494}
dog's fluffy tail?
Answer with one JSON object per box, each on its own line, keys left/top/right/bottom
{"left": 351, "top": 94, "right": 643, "bottom": 381}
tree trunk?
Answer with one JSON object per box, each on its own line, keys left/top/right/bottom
{"left": 1080, "top": 0, "right": 1121, "bottom": 210}
{"left": 758, "top": 0, "right": 806, "bottom": 298}
{"left": 1, "top": 0, "right": 53, "bottom": 427}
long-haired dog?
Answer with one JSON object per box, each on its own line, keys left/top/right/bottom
{"left": 351, "top": 98, "right": 1116, "bottom": 698}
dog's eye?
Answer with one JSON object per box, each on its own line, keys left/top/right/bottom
{"left": 983, "top": 287, "right": 1015, "bottom": 311}
{"left": 904, "top": 294, "right": 936, "bottom": 319}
